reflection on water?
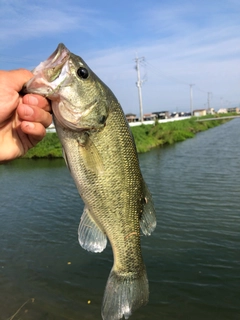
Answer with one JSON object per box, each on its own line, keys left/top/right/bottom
{"left": 1, "top": 119, "right": 240, "bottom": 319}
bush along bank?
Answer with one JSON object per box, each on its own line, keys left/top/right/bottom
{"left": 23, "top": 115, "right": 232, "bottom": 158}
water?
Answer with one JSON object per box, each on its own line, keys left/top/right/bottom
{"left": 1, "top": 119, "right": 240, "bottom": 320}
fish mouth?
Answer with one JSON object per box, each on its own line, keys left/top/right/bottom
{"left": 23, "top": 43, "right": 100, "bottom": 132}
{"left": 22, "top": 43, "right": 71, "bottom": 96}
{"left": 33, "top": 43, "right": 70, "bottom": 80}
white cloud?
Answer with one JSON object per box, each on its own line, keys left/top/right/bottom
{"left": 0, "top": 1, "right": 120, "bottom": 46}
{"left": 85, "top": 28, "right": 240, "bottom": 113}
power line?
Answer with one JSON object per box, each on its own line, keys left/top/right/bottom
{"left": 144, "top": 59, "right": 190, "bottom": 86}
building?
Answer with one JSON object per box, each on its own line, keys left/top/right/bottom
{"left": 227, "top": 107, "right": 239, "bottom": 113}
{"left": 125, "top": 113, "right": 138, "bottom": 122}
{"left": 217, "top": 108, "right": 228, "bottom": 114}
{"left": 143, "top": 113, "right": 157, "bottom": 121}
{"left": 207, "top": 108, "right": 215, "bottom": 115}
{"left": 193, "top": 109, "right": 207, "bottom": 117}
{"left": 152, "top": 111, "right": 170, "bottom": 119}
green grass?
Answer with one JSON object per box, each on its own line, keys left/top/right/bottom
{"left": 131, "top": 115, "right": 233, "bottom": 153}
{"left": 23, "top": 115, "right": 234, "bottom": 158}
{"left": 24, "top": 132, "right": 62, "bottom": 158}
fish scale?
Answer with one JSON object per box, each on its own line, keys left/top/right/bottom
{"left": 23, "top": 43, "right": 156, "bottom": 320}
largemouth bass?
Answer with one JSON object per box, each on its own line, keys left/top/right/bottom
{"left": 23, "top": 43, "right": 156, "bottom": 320}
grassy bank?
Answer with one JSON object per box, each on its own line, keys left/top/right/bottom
{"left": 24, "top": 132, "right": 62, "bottom": 158}
{"left": 23, "top": 115, "right": 233, "bottom": 158}
{"left": 131, "top": 115, "right": 231, "bottom": 152}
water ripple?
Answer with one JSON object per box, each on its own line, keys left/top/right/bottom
{"left": 1, "top": 120, "right": 240, "bottom": 319}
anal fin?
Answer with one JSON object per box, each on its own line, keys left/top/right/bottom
{"left": 140, "top": 182, "right": 157, "bottom": 236}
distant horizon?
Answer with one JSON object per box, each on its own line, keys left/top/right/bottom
{"left": 126, "top": 105, "right": 238, "bottom": 117}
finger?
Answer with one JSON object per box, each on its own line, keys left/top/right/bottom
{"left": 6, "top": 69, "right": 33, "bottom": 92}
{"left": 22, "top": 94, "right": 52, "bottom": 112}
{"left": 18, "top": 104, "right": 52, "bottom": 128}
{"left": 21, "top": 121, "right": 46, "bottom": 144}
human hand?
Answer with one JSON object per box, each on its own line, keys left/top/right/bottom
{"left": 0, "top": 69, "right": 52, "bottom": 162}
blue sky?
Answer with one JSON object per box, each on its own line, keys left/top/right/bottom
{"left": 1, "top": 0, "right": 240, "bottom": 115}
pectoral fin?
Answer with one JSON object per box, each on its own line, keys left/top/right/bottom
{"left": 140, "top": 183, "right": 157, "bottom": 236}
{"left": 78, "top": 132, "right": 104, "bottom": 175}
{"left": 78, "top": 206, "right": 107, "bottom": 253}
{"left": 62, "top": 146, "right": 71, "bottom": 173}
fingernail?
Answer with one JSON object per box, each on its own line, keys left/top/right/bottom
{"left": 27, "top": 95, "right": 39, "bottom": 106}
{"left": 24, "top": 121, "right": 35, "bottom": 129}
{"left": 24, "top": 105, "right": 34, "bottom": 116}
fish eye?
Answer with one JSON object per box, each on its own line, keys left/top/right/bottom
{"left": 77, "top": 67, "right": 89, "bottom": 79}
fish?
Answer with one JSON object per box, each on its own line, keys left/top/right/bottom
{"left": 22, "top": 43, "right": 156, "bottom": 320}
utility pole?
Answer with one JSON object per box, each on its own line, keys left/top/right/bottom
{"left": 135, "top": 55, "right": 145, "bottom": 123}
{"left": 189, "top": 84, "right": 194, "bottom": 116}
{"left": 207, "top": 92, "right": 211, "bottom": 113}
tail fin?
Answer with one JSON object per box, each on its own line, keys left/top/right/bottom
{"left": 101, "top": 268, "right": 149, "bottom": 320}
